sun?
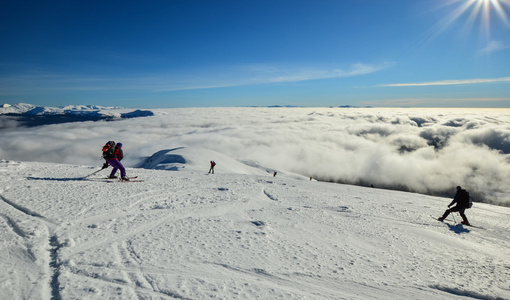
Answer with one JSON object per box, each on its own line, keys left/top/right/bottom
{"left": 430, "top": 0, "right": 510, "bottom": 40}
{"left": 468, "top": 0, "right": 510, "bottom": 30}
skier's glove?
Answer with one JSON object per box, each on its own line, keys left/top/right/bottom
{"left": 102, "top": 162, "right": 109, "bottom": 169}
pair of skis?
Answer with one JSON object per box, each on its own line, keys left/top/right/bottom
{"left": 84, "top": 167, "right": 143, "bottom": 182}
{"left": 431, "top": 215, "right": 480, "bottom": 228}
{"left": 106, "top": 176, "right": 143, "bottom": 183}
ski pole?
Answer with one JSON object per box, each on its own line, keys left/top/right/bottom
{"left": 451, "top": 212, "right": 457, "bottom": 224}
{"left": 84, "top": 168, "right": 102, "bottom": 178}
{"left": 84, "top": 164, "right": 108, "bottom": 178}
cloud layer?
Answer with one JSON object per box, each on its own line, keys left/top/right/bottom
{"left": 1, "top": 107, "right": 509, "bottom": 206}
{"left": 379, "top": 77, "right": 510, "bottom": 87}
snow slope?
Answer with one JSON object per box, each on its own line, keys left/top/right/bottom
{"left": 0, "top": 148, "right": 509, "bottom": 299}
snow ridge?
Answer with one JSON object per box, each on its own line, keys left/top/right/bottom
{"left": 0, "top": 103, "right": 123, "bottom": 115}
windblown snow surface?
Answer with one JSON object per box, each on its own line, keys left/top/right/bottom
{"left": 1, "top": 147, "right": 509, "bottom": 299}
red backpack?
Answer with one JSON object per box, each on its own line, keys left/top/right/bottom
{"left": 102, "top": 141, "right": 116, "bottom": 159}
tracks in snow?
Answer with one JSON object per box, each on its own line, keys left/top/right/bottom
{"left": 0, "top": 194, "right": 45, "bottom": 218}
{"left": 0, "top": 193, "right": 62, "bottom": 300}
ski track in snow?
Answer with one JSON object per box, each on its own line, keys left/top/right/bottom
{"left": 0, "top": 162, "right": 59, "bottom": 299}
{"left": 0, "top": 159, "right": 510, "bottom": 299}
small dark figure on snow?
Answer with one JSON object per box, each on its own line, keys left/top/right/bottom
{"left": 273, "top": 171, "right": 277, "bottom": 177}
{"left": 209, "top": 161, "right": 216, "bottom": 174}
{"left": 438, "top": 186, "right": 470, "bottom": 225}
{"left": 103, "top": 142, "right": 129, "bottom": 181}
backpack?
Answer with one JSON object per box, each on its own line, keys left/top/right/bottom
{"left": 102, "top": 141, "right": 116, "bottom": 160}
{"left": 458, "top": 189, "right": 472, "bottom": 209}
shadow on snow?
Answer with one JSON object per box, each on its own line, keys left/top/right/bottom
{"left": 445, "top": 223, "right": 470, "bottom": 234}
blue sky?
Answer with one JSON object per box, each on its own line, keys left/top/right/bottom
{"left": 1, "top": 0, "right": 509, "bottom": 108}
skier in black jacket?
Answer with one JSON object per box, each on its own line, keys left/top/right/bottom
{"left": 438, "top": 186, "right": 470, "bottom": 225}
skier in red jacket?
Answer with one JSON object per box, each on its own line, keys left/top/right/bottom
{"left": 209, "top": 161, "right": 216, "bottom": 174}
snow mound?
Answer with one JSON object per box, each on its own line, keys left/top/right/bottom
{"left": 140, "top": 147, "right": 273, "bottom": 176}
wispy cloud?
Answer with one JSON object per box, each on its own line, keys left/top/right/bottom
{"left": 0, "top": 63, "right": 389, "bottom": 95}
{"left": 379, "top": 77, "right": 510, "bottom": 87}
{"left": 363, "top": 97, "right": 510, "bottom": 107}
{"left": 155, "top": 62, "right": 390, "bottom": 92}
{"left": 263, "top": 63, "right": 387, "bottom": 83}
{"left": 477, "top": 40, "right": 510, "bottom": 55}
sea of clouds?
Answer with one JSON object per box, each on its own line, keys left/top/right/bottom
{"left": 1, "top": 107, "right": 509, "bottom": 206}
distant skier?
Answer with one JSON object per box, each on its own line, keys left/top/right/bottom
{"left": 103, "top": 141, "right": 129, "bottom": 181}
{"left": 273, "top": 171, "right": 277, "bottom": 177}
{"left": 438, "top": 186, "right": 471, "bottom": 225}
{"left": 209, "top": 161, "right": 216, "bottom": 174}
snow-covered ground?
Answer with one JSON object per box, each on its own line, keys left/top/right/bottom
{"left": 1, "top": 147, "right": 509, "bottom": 299}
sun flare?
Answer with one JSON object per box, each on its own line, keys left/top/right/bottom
{"left": 431, "top": 0, "right": 510, "bottom": 40}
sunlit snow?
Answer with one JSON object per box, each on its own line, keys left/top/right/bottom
{"left": 1, "top": 147, "right": 509, "bottom": 299}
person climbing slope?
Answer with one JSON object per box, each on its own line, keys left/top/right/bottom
{"left": 209, "top": 160, "right": 216, "bottom": 174}
{"left": 102, "top": 141, "right": 129, "bottom": 181}
{"left": 438, "top": 186, "right": 471, "bottom": 225}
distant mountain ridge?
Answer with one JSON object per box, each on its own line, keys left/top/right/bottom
{"left": 1, "top": 103, "right": 123, "bottom": 116}
{"left": 0, "top": 103, "right": 154, "bottom": 128}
